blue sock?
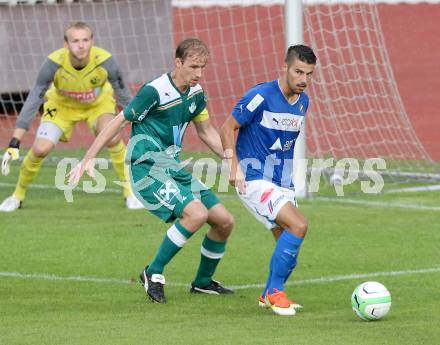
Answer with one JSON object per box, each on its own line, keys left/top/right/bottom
{"left": 262, "top": 233, "right": 299, "bottom": 297}
{"left": 261, "top": 255, "right": 274, "bottom": 298}
{"left": 267, "top": 231, "right": 303, "bottom": 294}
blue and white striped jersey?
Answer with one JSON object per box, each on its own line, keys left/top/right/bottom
{"left": 232, "top": 79, "right": 309, "bottom": 188}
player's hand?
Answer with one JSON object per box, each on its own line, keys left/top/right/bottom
{"left": 1, "top": 138, "right": 20, "bottom": 176}
{"left": 68, "top": 159, "right": 96, "bottom": 185}
{"left": 229, "top": 165, "right": 246, "bottom": 195}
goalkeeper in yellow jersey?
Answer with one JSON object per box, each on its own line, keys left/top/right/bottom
{"left": 0, "top": 21, "right": 143, "bottom": 211}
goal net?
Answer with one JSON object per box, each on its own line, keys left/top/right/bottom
{"left": 0, "top": 0, "right": 438, "bottom": 186}
{"left": 0, "top": 0, "right": 174, "bottom": 149}
{"left": 302, "top": 1, "right": 438, "bottom": 183}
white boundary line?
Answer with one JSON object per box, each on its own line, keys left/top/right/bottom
{"left": 383, "top": 184, "right": 440, "bottom": 193}
{"left": 0, "top": 182, "right": 122, "bottom": 194}
{"left": 1, "top": 182, "right": 439, "bottom": 211}
{"left": 313, "top": 196, "right": 440, "bottom": 212}
{"left": 1, "top": 267, "right": 439, "bottom": 290}
{"left": 236, "top": 267, "right": 440, "bottom": 289}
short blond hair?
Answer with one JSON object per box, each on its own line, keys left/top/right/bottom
{"left": 64, "top": 21, "right": 93, "bottom": 42}
{"left": 175, "top": 38, "right": 209, "bottom": 62}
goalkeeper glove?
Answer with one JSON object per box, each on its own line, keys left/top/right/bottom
{"left": 1, "top": 137, "right": 20, "bottom": 176}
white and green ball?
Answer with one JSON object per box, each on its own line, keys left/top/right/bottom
{"left": 351, "top": 281, "right": 391, "bottom": 321}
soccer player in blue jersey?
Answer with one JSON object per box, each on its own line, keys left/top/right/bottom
{"left": 220, "top": 45, "right": 317, "bottom": 316}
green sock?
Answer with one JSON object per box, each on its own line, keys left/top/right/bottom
{"left": 147, "top": 222, "right": 193, "bottom": 274}
{"left": 193, "top": 235, "right": 226, "bottom": 287}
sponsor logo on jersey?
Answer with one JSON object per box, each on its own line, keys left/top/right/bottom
{"left": 59, "top": 88, "right": 100, "bottom": 103}
{"left": 260, "top": 110, "right": 303, "bottom": 132}
{"left": 189, "top": 101, "right": 197, "bottom": 114}
{"left": 137, "top": 100, "right": 158, "bottom": 121}
{"left": 246, "top": 93, "right": 264, "bottom": 112}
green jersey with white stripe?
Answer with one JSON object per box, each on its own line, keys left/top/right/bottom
{"left": 123, "top": 73, "right": 207, "bottom": 162}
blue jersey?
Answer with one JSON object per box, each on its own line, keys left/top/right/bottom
{"left": 232, "top": 80, "right": 309, "bottom": 188}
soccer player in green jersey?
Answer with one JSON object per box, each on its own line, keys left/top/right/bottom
{"left": 70, "top": 38, "right": 234, "bottom": 303}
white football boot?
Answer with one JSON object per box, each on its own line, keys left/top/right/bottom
{"left": 125, "top": 194, "right": 144, "bottom": 210}
{"left": 0, "top": 195, "right": 22, "bottom": 212}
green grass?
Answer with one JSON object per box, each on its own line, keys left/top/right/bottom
{"left": 1, "top": 156, "right": 440, "bottom": 345}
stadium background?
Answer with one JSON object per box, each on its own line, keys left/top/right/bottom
{"left": 0, "top": 0, "right": 438, "bottom": 161}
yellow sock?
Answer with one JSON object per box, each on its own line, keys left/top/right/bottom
{"left": 14, "top": 149, "right": 45, "bottom": 201}
{"left": 108, "top": 140, "right": 131, "bottom": 198}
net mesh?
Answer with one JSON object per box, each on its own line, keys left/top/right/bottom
{"left": 0, "top": 0, "right": 437, "bottom": 180}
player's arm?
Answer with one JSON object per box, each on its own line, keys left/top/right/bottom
{"left": 220, "top": 89, "right": 262, "bottom": 193}
{"left": 69, "top": 112, "right": 129, "bottom": 183}
{"left": 220, "top": 115, "right": 245, "bottom": 193}
{"left": 193, "top": 108, "right": 224, "bottom": 158}
{"left": 83, "top": 112, "right": 128, "bottom": 161}
{"left": 1, "top": 58, "right": 57, "bottom": 175}
{"left": 69, "top": 83, "right": 158, "bottom": 183}
{"left": 102, "top": 56, "right": 132, "bottom": 107}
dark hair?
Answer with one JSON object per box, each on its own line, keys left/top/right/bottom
{"left": 175, "top": 38, "right": 209, "bottom": 62}
{"left": 64, "top": 21, "right": 93, "bottom": 42}
{"left": 285, "top": 44, "right": 317, "bottom": 66}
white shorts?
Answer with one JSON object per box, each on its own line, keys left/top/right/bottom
{"left": 237, "top": 180, "right": 297, "bottom": 230}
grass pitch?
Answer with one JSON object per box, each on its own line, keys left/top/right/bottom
{"left": 1, "top": 153, "right": 439, "bottom": 345}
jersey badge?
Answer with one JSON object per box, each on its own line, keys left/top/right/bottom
{"left": 246, "top": 93, "right": 264, "bottom": 112}
{"left": 158, "top": 180, "right": 178, "bottom": 202}
{"left": 283, "top": 139, "right": 294, "bottom": 151}
{"left": 90, "top": 76, "right": 101, "bottom": 85}
{"left": 189, "top": 101, "right": 197, "bottom": 114}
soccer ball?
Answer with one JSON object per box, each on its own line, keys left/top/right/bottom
{"left": 351, "top": 281, "right": 391, "bottom": 321}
